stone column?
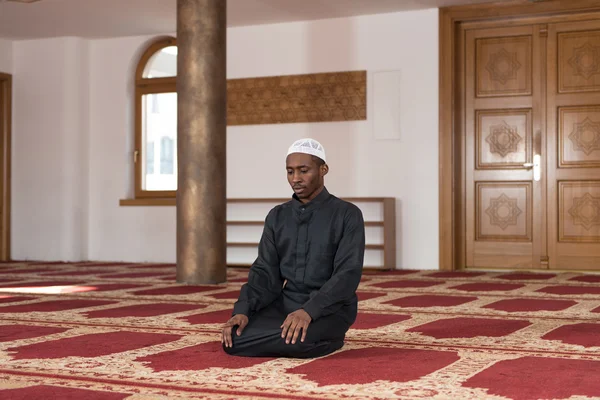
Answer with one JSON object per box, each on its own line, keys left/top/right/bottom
{"left": 176, "top": 0, "right": 227, "bottom": 284}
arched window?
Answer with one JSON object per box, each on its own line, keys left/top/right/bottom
{"left": 134, "top": 36, "right": 177, "bottom": 198}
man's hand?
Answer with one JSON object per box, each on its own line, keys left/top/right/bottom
{"left": 221, "top": 314, "right": 249, "bottom": 348}
{"left": 280, "top": 309, "right": 311, "bottom": 345}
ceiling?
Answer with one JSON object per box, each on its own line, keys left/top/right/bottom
{"left": 0, "top": 0, "right": 502, "bottom": 40}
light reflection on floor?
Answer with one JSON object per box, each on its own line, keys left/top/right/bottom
{"left": 0, "top": 286, "right": 98, "bottom": 294}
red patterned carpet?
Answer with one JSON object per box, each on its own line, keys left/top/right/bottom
{"left": 1, "top": 262, "right": 600, "bottom": 399}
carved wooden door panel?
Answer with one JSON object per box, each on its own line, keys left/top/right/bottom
{"left": 547, "top": 20, "right": 600, "bottom": 270}
{"left": 465, "top": 25, "right": 544, "bottom": 269}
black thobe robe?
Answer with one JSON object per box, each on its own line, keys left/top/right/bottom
{"left": 224, "top": 187, "right": 365, "bottom": 358}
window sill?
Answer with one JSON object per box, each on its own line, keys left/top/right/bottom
{"left": 119, "top": 198, "right": 175, "bottom": 206}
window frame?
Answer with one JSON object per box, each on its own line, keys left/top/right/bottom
{"left": 134, "top": 36, "right": 177, "bottom": 199}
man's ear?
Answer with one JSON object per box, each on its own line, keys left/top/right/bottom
{"left": 321, "top": 164, "right": 329, "bottom": 176}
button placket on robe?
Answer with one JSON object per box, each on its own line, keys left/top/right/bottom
{"left": 295, "top": 208, "right": 309, "bottom": 282}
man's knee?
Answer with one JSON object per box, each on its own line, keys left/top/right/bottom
{"left": 222, "top": 342, "right": 233, "bottom": 355}
{"left": 223, "top": 343, "right": 248, "bottom": 357}
{"left": 276, "top": 335, "right": 345, "bottom": 358}
{"left": 221, "top": 330, "right": 246, "bottom": 356}
{"left": 222, "top": 335, "right": 250, "bottom": 356}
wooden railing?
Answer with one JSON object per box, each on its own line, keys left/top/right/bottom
{"left": 226, "top": 197, "right": 396, "bottom": 270}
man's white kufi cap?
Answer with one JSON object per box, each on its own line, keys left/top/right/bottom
{"left": 286, "top": 138, "right": 326, "bottom": 163}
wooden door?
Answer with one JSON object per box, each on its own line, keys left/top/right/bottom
{"left": 547, "top": 19, "right": 600, "bottom": 270}
{"left": 464, "top": 25, "right": 545, "bottom": 269}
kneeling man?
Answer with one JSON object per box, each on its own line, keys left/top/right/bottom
{"left": 221, "top": 138, "right": 365, "bottom": 358}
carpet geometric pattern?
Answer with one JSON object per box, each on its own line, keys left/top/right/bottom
{"left": 1, "top": 262, "right": 600, "bottom": 399}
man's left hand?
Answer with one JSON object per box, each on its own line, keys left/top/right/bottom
{"left": 280, "top": 309, "right": 311, "bottom": 344}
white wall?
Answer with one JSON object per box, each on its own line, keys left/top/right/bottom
{"left": 225, "top": 11, "right": 439, "bottom": 269}
{"left": 0, "top": 39, "right": 13, "bottom": 73}
{"left": 88, "top": 35, "right": 178, "bottom": 263}
{"left": 12, "top": 38, "right": 90, "bottom": 261}
{"left": 13, "top": 9, "right": 440, "bottom": 270}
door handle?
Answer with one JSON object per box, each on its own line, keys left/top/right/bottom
{"left": 523, "top": 154, "right": 541, "bottom": 181}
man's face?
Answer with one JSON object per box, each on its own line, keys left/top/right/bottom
{"left": 286, "top": 153, "right": 328, "bottom": 202}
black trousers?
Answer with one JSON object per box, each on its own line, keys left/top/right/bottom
{"left": 223, "top": 295, "right": 352, "bottom": 359}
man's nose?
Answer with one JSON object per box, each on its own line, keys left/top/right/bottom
{"left": 292, "top": 172, "right": 302, "bottom": 183}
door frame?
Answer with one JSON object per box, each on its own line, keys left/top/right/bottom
{"left": 438, "top": 0, "right": 600, "bottom": 271}
{"left": 0, "top": 73, "right": 11, "bottom": 261}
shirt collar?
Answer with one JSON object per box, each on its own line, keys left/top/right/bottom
{"left": 292, "top": 186, "right": 330, "bottom": 210}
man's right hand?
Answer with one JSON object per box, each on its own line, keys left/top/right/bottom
{"left": 221, "top": 314, "right": 249, "bottom": 348}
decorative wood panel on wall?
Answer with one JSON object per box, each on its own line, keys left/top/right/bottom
{"left": 476, "top": 182, "right": 532, "bottom": 242}
{"left": 476, "top": 109, "right": 532, "bottom": 168}
{"left": 476, "top": 36, "right": 532, "bottom": 97}
{"left": 559, "top": 105, "right": 600, "bottom": 167}
{"left": 559, "top": 181, "right": 600, "bottom": 242}
{"left": 558, "top": 30, "right": 600, "bottom": 93}
{"left": 226, "top": 70, "right": 366, "bottom": 126}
